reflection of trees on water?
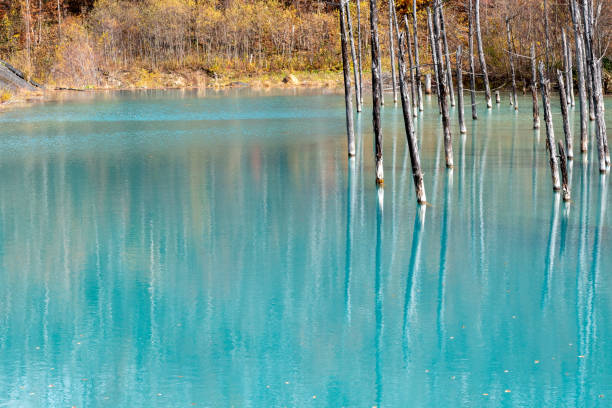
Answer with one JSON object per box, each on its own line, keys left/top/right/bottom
{"left": 374, "top": 185, "right": 384, "bottom": 408}
{"left": 0, "top": 95, "right": 610, "bottom": 406}
{"left": 541, "top": 193, "right": 561, "bottom": 308}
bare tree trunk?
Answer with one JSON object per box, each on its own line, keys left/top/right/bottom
{"left": 425, "top": 74, "right": 432, "bottom": 94}
{"left": 25, "top": 0, "right": 32, "bottom": 72}
{"left": 582, "top": 0, "right": 608, "bottom": 171}
{"left": 340, "top": 1, "right": 356, "bottom": 157}
{"left": 456, "top": 46, "right": 466, "bottom": 134}
{"left": 403, "top": 15, "right": 417, "bottom": 117}
{"left": 57, "top": 0, "right": 62, "bottom": 41}
{"left": 593, "top": 59, "right": 609, "bottom": 167}
{"left": 397, "top": 31, "right": 427, "bottom": 204}
{"left": 468, "top": 0, "right": 477, "bottom": 120}
{"left": 581, "top": 0, "right": 595, "bottom": 120}
{"left": 427, "top": 8, "right": 441, "bottom": 114}
{"left": 439, "top": 5, "right": 455, "bottom": 107}
{"left": 539, "top": 62, "right": 561, "bottom": 191}
{"left": 433, "top": 1, "right": 453, "bottom": 168}
{"left": 345, "top": 1, "right": 361, "bottom": 112}
{"left": 388, "top": 0, "right": 398, "bottom": 103}
{"left": 37, "top": 0, "right": 42, "bottom": 44}
{"left": 369, "top": 0, "right": 384, "bottom": 183}
{"left": 562, "top": 29, "right": 575, "bottom": 106}
{"left": 569, "top": 0, "right": 588, "bottom": 151}
{"left": 558, "top": 141, "right": 571, "bottom": 202}
{"left": 557, "top": 69, "right": 573, "bottom": 160}
{"left": 544, "top": 0, "right": 551, "bottom": 78}
{"left": 505, "top": 17, "right": 518, "bottom": 110}
{"left": 530, "top": 44, "right": 540, "bottom": 129}
{"left": 412, "top": 0, "right": 423, "bottom": 111}
{"left": 474, "top": 0, "right": 491, "bottom": 108}
{"left": 356, "top": 0, "right": 364, "bottom": 107}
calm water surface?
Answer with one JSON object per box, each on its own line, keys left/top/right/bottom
{"left": 0, "top": 89, "right": 610, "bottom": 407}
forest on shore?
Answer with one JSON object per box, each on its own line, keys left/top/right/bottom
{"left": 0, "top": 0, "right": 611, "bottom": 91}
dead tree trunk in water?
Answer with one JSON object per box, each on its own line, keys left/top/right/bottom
{"left": 505, "top": 17, "right": 518, "bottom": 110}
{"left": 439, "top": 5, "right": 455, "bottom": 107}
{"left": 569, "top": 0, "right": 588, "bottom": 152}
{"left": 425, "top": 74, "right": 432, "bottom": 94}
{"left": 581, "top": 0, "right": 595, "bottom": 121}
{"left": 403, "top": 15, "right": 417, "bottom": 117}
{"left": 456, "top": 46, "right": 466, "bottom": 134}
{"left": 530, "top": 44, "right": 540, "bottom": 129}
{"left": 356, "top": 0, "right": 364, "bottom": 107}
{"left": 340, "top": 1, "right": 355, "bottom": 157}
{"left": 412, "top": 0, "right": 423, "bottom": 111}
{"left": 433, "top": 1, "right": 453, "bottom": 168}
{"left": 562, "top": 29, "right": 574, "bottom": 106}
{"left": 369, "top": 0, "right": 384, "bottom": 183}
{"left": 558, "top": 141, "right": 571, "bottom": 202}
{"left": 397, "top": 32, "right": 427, "bottom": 204}
{"left": 427, "top": 8, "right": 442, "bottom": 114}
{"left": 468, "top": 0, "right": 477, "bottom": 120}
{"left": 544, "top": 0, "right": 551, "bottom": 78}
{"left": 593, "top": 60, "right": 610, "bottom": 169}
{"left": 388, "top": 0, "right": 398, "bottom": 104}
{"left": 582, "top": 0, "right": 608, "bottom": 171}
{"left": 539, "top": 62, "right": 561, "bottom": 192}
{"left": 345, "top": 1, "right": 361, "bottom": 112}
{"left": 557, "top": 69, "right": 573, "bottom": 160}
{"left": 474, "top": 0, "right": 492, "bottom": 108}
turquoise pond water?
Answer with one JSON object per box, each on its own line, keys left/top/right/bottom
{"left": 0, "top": 89, "right": 610, "bottom": 407}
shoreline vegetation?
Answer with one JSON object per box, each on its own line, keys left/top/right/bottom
{"left": 1, "top": 0, "right": 610, "bottom": 107}
{"left": 0, "top": 69, "right": 347, "bottom": 109}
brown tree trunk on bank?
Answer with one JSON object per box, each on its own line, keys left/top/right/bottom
{"left": 468, "top": 0, "right": 477, "bottom": 120}
{"left": 397, "top": 32, "right": 427, "bottom": 204}
{"left": 345, "top": 1, "right": 361, "bottom": 112}
{"left": 25, "top": 0, "right": 32, "bottom": 72}
{"left": 505, "top": 17, "right": 518, "bottom": 110}
{"left": 539, "top": 62, "right": 561, "bottom": 192}
{"left": 340, "top": 1, "right": 355, "bottom": 157}
{"left": 57, "top": 0, "right": 62, "bottom": 41}
{"left": 369, "top": 0, "right": 384, "bottom": 184}
{"left": 557, "top": 69, "right": 573, "bottom": 160}
{"left": 474, "top": 0, "right": 491, "bottom": 108}
{"left": 456, "top": 46, "right": 466, "bottom": 134}
{"left": 433, "top": 0, "right": 453, "bottom": 168}
{"left": 412, "top": 0, "right": 423, "bottom": 111}
{"left": 531, "top": 44, "right": 540, "bottom": 129}
{"left": 569, "top": 0, "right": 588, "bottom": 152}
